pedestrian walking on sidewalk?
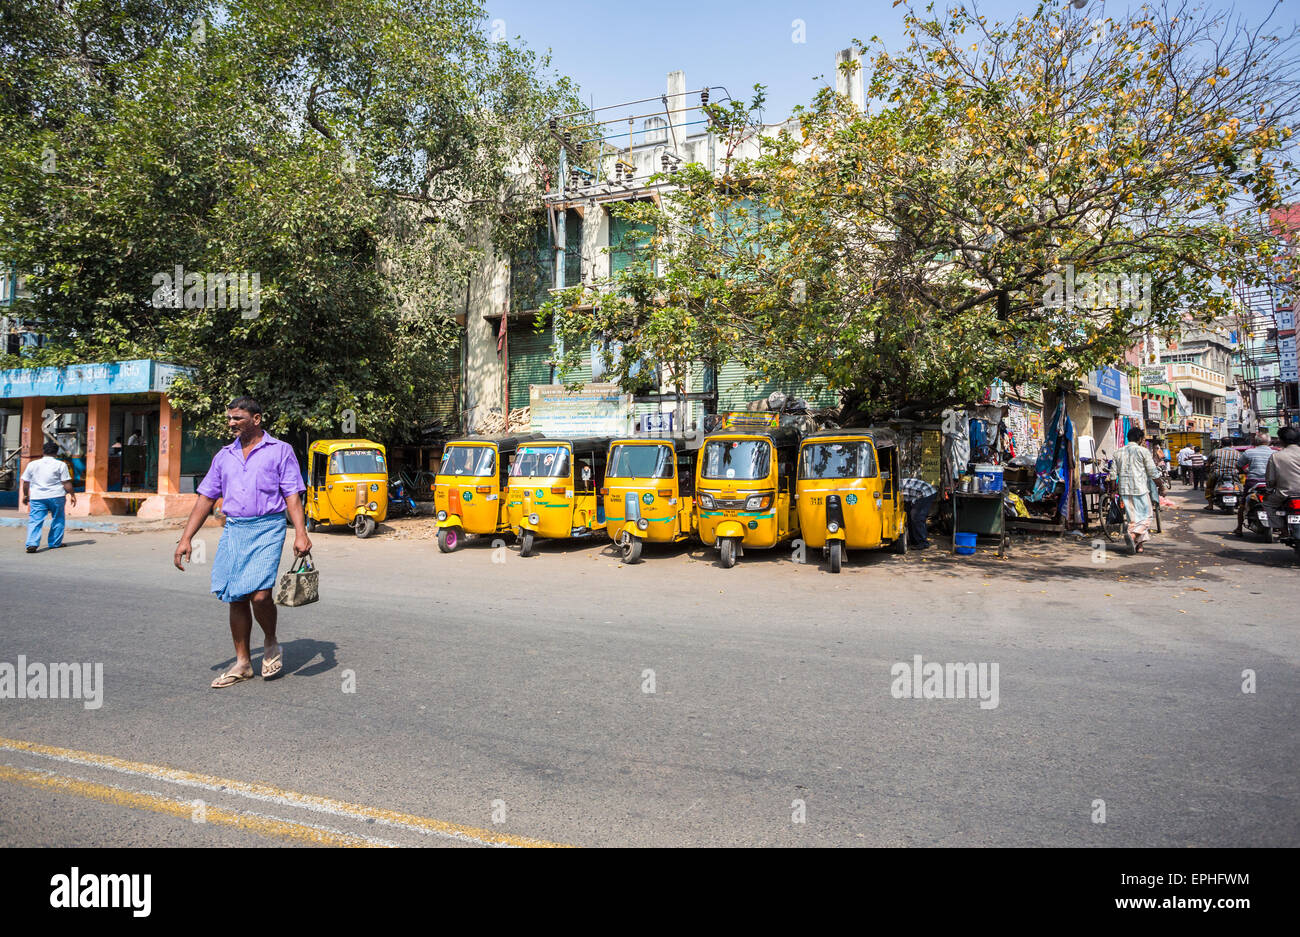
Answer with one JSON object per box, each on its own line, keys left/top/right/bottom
{"left": 173, "top": 397, "right": 310, "bottom": 688}
{"left": 1186, "top": 447, "right": 1207, "bottom": 489}
{"left": 21, "top": 441, "right": 76, "bottom": 553}
{"left": 1111, "top": 428, "right": 1165, "bottom": 555}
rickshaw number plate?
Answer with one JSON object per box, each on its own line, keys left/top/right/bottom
{"left": 808, "top": 496, "right": 823, "bottom": 506}
{"left": 723, "top": 510, "right": 738, "bottom": 517}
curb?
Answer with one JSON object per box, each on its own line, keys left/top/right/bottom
{"left": 0, "top": 516, "right": 185, "bottom": 534}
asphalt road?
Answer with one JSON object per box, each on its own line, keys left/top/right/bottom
{"left": 1, "top": 487, "right": 1296, "bottom": 847}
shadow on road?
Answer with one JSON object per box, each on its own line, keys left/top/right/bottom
{"left": 211, "top": 638, "right": 340, "bottom": 679}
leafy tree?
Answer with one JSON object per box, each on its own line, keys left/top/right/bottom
{"left": 0, "top": 0, "right": 580, "bottom": 438}
{"left": 549, "top": 0, "right": 1300, "bottom": 420}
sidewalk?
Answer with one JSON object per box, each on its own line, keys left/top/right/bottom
{"left": 0, "top": 507, "right": 185, "bottom": 534}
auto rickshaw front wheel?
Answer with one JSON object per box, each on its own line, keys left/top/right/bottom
{"left": 719, "top": 537, "right": 738, "bottom": 569}
{"left": 354, "top": 515, "right": 376, "bottom": 539}
{"left": 621, "top": 534, "right": 643, "bottom": 564}
{"left": 828, "top": 540, "right": 843, "bottom": 573}
{"left": 891, "top": 524, "right": 908, "bottom": 554}
{"left": 437, "top": 526, "right": 462, "bottom": 553}
{"left": 519, "top": 530, "right": 536, "bottom": 557}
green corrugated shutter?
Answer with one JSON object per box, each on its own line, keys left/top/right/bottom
{"left": 609, "top": 212, "right": 653, "bottom": 278}
{"left": 511, "top": 211, "right": 582, "bottom": 313}
{"left": 508, "top": 320, "right": 553, "bottom": 410}
{"left": 716, "top": 360, "right": 836, "bottom": 410}
{"left": 421, "top": 348, "right": 462, "bottom": 433}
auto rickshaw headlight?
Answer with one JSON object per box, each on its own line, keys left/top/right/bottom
{"left": 529, "top": 512, "right": 540, "bottom": 525}
{"left": 745, "top": 494, "right": 768, "bottom": 510}
{"left": 437, "top": 510, "right": 447, "bottom": 521}
{"left": 368, "top": 501, "right": 378, "bottom": 512}
{"left": 827, "top": 521, "right": 840, "bottom": 533}
{"left": 699, "top": 493, "right": 715, "bottom": 509}
{"left": 637, "top": 518, "right": 649, "bottom": 530}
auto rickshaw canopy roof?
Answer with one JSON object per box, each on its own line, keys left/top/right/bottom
{"left": 702, "top": 426, "right": 803, "bottom": 448}
{"left": 534, "top": 435, "right": 617, "bottom": 451}
{"left": 608, "top": 433, "right": 703, "bottom": 453}
{"left": 802, "top": 427, "right": 898, "bottom": 449}
{"left": 308, "top": 438, "right": 386, "bottom": 455}
{"left": 446, "top": 433, "right": 545, "bottom": 454}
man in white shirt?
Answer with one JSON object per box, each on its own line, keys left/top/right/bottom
{"left": 1176, "top": 445, "right": 1194, "bottom": 484}
{"left": 20, "top": 441, "right": 77, "bottom": 553}
{"left": 127, "top": 430, "right": 143, "bottom": 446}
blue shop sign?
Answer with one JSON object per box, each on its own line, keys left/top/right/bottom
{"left": 0, "top": 359, "right": 191, "bottom": 399}
{"left": 1091, "top": 367, "right": 1126, "bottom": 408}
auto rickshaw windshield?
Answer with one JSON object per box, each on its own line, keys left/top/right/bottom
{"left": 328, "top": 449, "right": 385, "bottom": 474}
{"left": 800, "top": 441, "right": 878, "bottom": 479}
{"left": 441, "top": 445, "right": 496, "bottom": 477}
{"left": 702, "top": 439, "right": 770, "bottom": 480}
{"left": 511, "top": 445, "right": 570, "bottom": 478}
{"left": 607, "top": 444, "right": 672, "bottom": 479}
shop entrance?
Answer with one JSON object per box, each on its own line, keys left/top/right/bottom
{"left": 0, "top": 408, "right": 19, "bottom": 506}
{"left": 108, "top": 404, "right": 158, "bottom": 491}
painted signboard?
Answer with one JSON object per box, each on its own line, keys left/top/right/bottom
{"left": 1281, "top": 335, "right": 1298, "bottom": 383}
{"left": 0, "top": 360, "right": 191, "bottom": 399}
{"left": 1091, "top": 366, "right": 1126, "bottom": 408}
{"left": 529, "top": 383, "right": 632, "bottom": 436}
{"left": 1140, "top": 365, "right": 1168, "bottom": 385}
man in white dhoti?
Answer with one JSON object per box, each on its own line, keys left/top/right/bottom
{"left": 1111, "top": 427, "right": 1165, "bottom": 555}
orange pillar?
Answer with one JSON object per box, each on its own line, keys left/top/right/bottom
{"left": 136, "top": 393, "right": 196, "bottom": 520}
{"left": 158, "top": 394, "right": 182, "bottom": 495}
{"left": 72, "top": 394, "right": 111, "bottom": 516}
{"left": 18, "top": 396, "right": 44, "bottom": 516}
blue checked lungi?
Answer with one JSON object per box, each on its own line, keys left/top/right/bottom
{"left": 211, "top": 511, "right": 287, "bottom": 603}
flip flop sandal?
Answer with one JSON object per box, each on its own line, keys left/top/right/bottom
{"left": 261, "top": 647, "right": 284, "bottom": 680}
{"left": 211, "top": 669, "right": 254, "bottom": 688}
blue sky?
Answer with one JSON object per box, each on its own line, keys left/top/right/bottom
{"left": 485, "top": 0, "right": 1295, "bottom": 122}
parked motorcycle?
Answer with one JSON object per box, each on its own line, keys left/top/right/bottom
{"left": 387, "top": 477, "right": 421, "bottom": 518}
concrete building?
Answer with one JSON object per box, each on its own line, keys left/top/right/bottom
{"left": 458, "top": 61, "right": 861, "bottom": 435}
{"left": 1159, "top": 327, "right": 1233, "bottom": 438}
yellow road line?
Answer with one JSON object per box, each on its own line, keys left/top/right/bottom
{"left": 0, "top": 736, "right": 569, "bottom": 848}
{"left": 0, "top": 764, "right": 386, "bottom": 847}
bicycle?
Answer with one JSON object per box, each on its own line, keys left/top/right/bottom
{"left": 1098, "top": 480, "right": 1125, "bottom": 542}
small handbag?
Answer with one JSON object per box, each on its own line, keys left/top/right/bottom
{"left": 274, "top": 552, "right": 319, "bottom": 607}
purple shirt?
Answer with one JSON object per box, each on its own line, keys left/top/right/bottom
{"left": 197, "top": 430, "right": 304, "bottom": 517}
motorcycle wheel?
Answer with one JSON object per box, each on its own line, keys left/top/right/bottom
{"left": 621, "top": 535, "right": 643, "bottom": 564}
{"left": 828, "top": 540, "right": 843, "bottom": 573}
{"left": 719, "top": 537, "right": 738, "bottom": 569}
{"left": 519, "top": 530, "right": 536, "bottom": 557}
{"left": 436, "top": 526, "right": 462, "bottom": 553}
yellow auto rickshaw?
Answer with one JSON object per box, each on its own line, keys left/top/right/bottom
{"left": 434, "top": 433, "right": 542, "bottom": 552}
{"left": 695, "top": 426, "right": 801, "bottom": 568}
{"left": 603, "top": 434, "right": 701, "bottom": 563}
{"left": 796, "top": 428, "right": 906, "bottom": 572}
{"left": 305, "top": 439, "right": 389, "bottom": 538}
{"left": 506, "top": 436, "right": 611, "bottom": 556}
